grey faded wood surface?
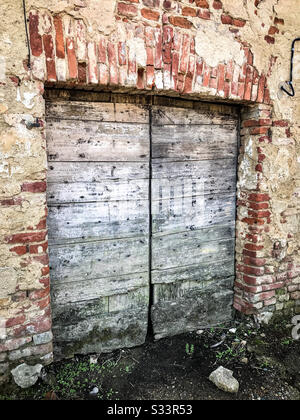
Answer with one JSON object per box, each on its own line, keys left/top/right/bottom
{"left": 151, "top": 104, "right": 238, "bottom": 126}
{"left": 150, "top": 105, "right": 238, "bottom": 340}
{"left": 46, "top": 100, "right": 150, "bottom": 359}
{"left": 49, "top": 236, "right": 149, "bottom": 284}
{"left": 47, "top": 101, "right": 149, "bottom": 123}
{"left": 48, "top": 200, "right": 149, "bottom": 245}
{"left": 46, "top": 98, "right": 238, "bottom": 355}
{"left": 152, "top": 193, "right": 236, "bottom": 234}
{"left": 47, "top": 120, "right": 150, "bottom": 162}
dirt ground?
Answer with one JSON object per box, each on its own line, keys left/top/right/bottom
{"left": 1, "top": 314, "right": 299, "bottom": 400}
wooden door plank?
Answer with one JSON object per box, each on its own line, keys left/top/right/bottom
{"left": 151, "top": 280, "right": 234, "bottom": 341}
{"left": 151, "top": 124, "right": 238, "bottom": 161}
{"left": 46, "top": 100, "right": 150, "bottom": 358}
{"left": 46, "top": 101, "right": 149, "bottom": 123}
{"left": 47, "top": 162, "right": 149, "bottom": 183}
{"left": 47, "top": 179, "right": 149, "bottom": 203}
{"left": 150, "top": 105, "right": 238, "bottom": 339}
{"left": 47, "top": 120, "right": 150, "bottom": 162}
{"left": 152, "top": 231, "right": 235, "bottom": 270}
{"left": 51, "top": 272, "right": 149, "bottom": 305}
{"left": 152, "top": 105, "right": 238, "bottom": 126}
{"left": 152, "top": 193, "right": 236, "bottom": 235}
{"left": 152, "top": 258, "right": 234, "bottom": 285}
{"left": 48, "top": 200, "right": 149, "bottom": 245}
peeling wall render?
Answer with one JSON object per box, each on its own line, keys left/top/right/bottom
{"left": 0, "top": 0, "right": 299, "bottom": 385}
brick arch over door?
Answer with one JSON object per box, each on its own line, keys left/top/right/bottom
{"left": 28, "top": 9, "right": 270, "bottom": 103}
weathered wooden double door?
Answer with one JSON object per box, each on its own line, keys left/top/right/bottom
{"left": 46, "top": 95, "right": 239, "bottom": 359}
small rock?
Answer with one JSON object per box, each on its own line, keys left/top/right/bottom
{"left": 241, "top": 358, "right": 249, "bottom": 364}
{"left": 89, "top": 387, "right": 99, "bottom": 396}
{"left": 11, "top": 363, "right": 43, "bottom": 389}
{"left": 229, "top": 328, "right": 237, "bottom": 334}
{"left": 196, "top": 330, "right": 204, "bottom": 335}
{"left": 209, "top": 366, "right": 239, "bottom": 394}
{"left": 90, "top": 355, "right": 98, "bottom": 364}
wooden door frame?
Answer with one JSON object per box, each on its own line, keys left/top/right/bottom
{"left": 44, "top": 87, "right": 272, "bottom": 344}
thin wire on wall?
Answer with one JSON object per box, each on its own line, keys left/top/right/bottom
{"left": 22, "top": 0, "right": 31, "bottom": 69}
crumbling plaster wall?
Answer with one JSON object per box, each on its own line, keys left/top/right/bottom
{"left": 0, "top": 0, "right": 299, "bottom": 384}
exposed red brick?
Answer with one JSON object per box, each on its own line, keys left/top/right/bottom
{"left": 195, "top": 0, "right": 209, "bottom": 8}
{"left": 268, "top": 26, "right": 279, "bottom": 35}
{"left": 264, "top": 35, "right": 275, "bottom": 44}
{"left": 171, "top": 51, "right": 179, "bottom": 89}
{"left": 118, "top": 42, "right": 127, "bottom": 66}
{"left": 41, "top": 266, "right": 50, "bottom": 277}
{"left": 98, "top": 38, "right": 107, "bottom": 63}
{"left": 141, "top": 8, "right": 160, "bottom": 21}
{"left": 217, "top": 63, "right": 225, "bottom": 94}
{"left": 143, "top": 0, "right": 160, "bottom": 6}
{"left": 274, "top": 17, "right": 284, "bottom": 25}
{"left": 35, "top": 218, "right": 47, "bottom": 231}
{"left": 221, "top": 14, "right": 233, "bottom": 25}
{"left": 184, "top": 56, "right": 195, "bottom": 94}
{"left": 29, "top": 287, "right": 50, "bottom": 301}
{"left": 249, "top": 126, "right": 269, "bottom": 135}
{"left": 248, "top": 193, "right": 270, "bottom": 202}
{"left": 26, "top": 316, "right": 52, "bottom": 335}
{"left": 162, "top": 26, "right": 173, "bottom": 64}
{"left": 257, "top": 74, "right": 266, "bottom": 103}
{"left": 137, "top": 68, "right": 145, "bottom": 90}
{"left": 33, "top": 254, "right": 49, "bottom": 266}
{"left": 10, "top": 245, "right": 28, "bottom": 256}
{"left": 247, "top": 50, "right": 254, "bottom": 65}
{"left": 169, "top": 16, "right": 193, "bottom": 29}
{"left": 213, "top": 0, "right": 223, "bottom": 9}
{"left": 198, "top": 9, "right": 211, "bottom": 20}
{"left": 225, "top": 61, "right": 233, "bottom": 81}
{"left": 66, "top": 38, "right": 78, "bottom": 79}
{"left": 35, "top": 296, "right": 51, "bottom": 310}
{"left": 258, "top": 153, "right": 266, "bottom": 162}
{"left": 107, "top": 43, "right": 118, "bottom": 85}
{"left": 244, "top": 65, "right": 253, "bottom": 101}
{"left": 235, "top": 280, "right": 258, "bottom": 294}
{"left": 273, "top": 120, "right": 289, "bottom": 127}
{"left": 263, "top": 88, "right": 271, "bottom": 104}
{"left": 29, "top": 241, "right": 48, "bottom": 254}
{"left": 243, "top": 249, "right": 258, "bottom": 258}
{"left": 5, "top": 231, "right": 47, "bottom": 245}
{"left": 244, "top": 243, "right": 264, "bottom": 251}
{"left": 6, "top": 315, "right": 26, "bottom": 329}
{"left": 29, "top": 12, "right": 43, "bottom": 57}
{"left": 237, "top": 82, "right": 245, "bottom": 99}
{"left": 118, "top": 3, "right": 138, "bottom": 17}
{"left": 78, "top": 62, "right": 87, "bottom": 83}
{"left": 21, "top": 181, "right": 47, "bottom": 193}
{"left": 154, "top": 29, "right": 163, "bottom": 69}
{"left": 243, "top": 256, "right": 266, "bottom": 267}
{"left": 182, "top": 7, "right": 197, "bottom": 17}
{"left": 242, "top": 217, "right": 265, "bottom": 226}
{"left": 232, "top": 18, "right": 246, "bottom": 27}
{"left": 179, "top": 34, "right": 190, "bottom": 74}
{"left": 53, "top": 16, "right": 65, "bottom": 59}
{"left": 146, "top": 65, "right": 155, "bottom": 89}
{"left": 250, "top": 290, "right": 275, "bottom": 302}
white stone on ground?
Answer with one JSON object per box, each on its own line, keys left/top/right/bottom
{"left": 11, "top": 363, "right": 43, "bottom": 389}
{"left": 209, "top": 366, "right": 239, "bottom": 394}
